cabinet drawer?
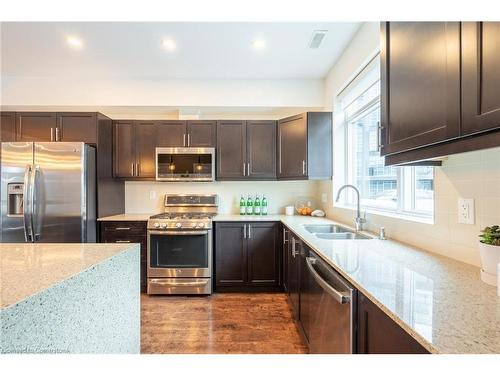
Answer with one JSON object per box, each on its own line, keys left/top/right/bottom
{"left": 101, "top": 221, "right": 147, "bottom": 235}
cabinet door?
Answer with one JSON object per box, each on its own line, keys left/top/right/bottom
{"left": 16, "top": 112, "right": 57, "bottom": 141}
{"left": 0, "top": 112, "right": 16, "bottom": 142}
{"left": 278, "top": 114, "right": 307, "bottom": 179}
{"left": 381, "top": 22, "right": 461, "bottom": 155}
{"left": 462, "top": 22, "right": 500, "bottom": 135}
{"left": 246, "top": 120, "right": 276, "bottom": 179}
{"left": 135, "top": 121, "right": 156, "bottom": 178}
{"left": 57, "top": 112, "right": 97, "bottom": 143}
{"left": 187, "top": 120, "right": 216, "bottom": 147}
{"left": 288, "top": 235, "right": 300, "bottom": 319}
{"left": 247, "top": 222, "right": 279, "bottom": 286}
{"left": 215, "top": 222, "right": 247, "bottom": 287}
{"left": 113, "top": 121, "right": 136, "bottom": 178}
{"left": 156, "top": 121, "right": 186, "bottom": 147}
{"left": 216, "top": 120, "right": 246, "bottom": 179}
{"left": 357, "top": 293, "right": 429, "bottom": 354}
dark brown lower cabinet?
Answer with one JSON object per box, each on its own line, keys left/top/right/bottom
{"left": 287, "top": 233, "right": 301, "bottom": 320}
{"left": 215, "top": 221, "right": 280, "bottom": 292}
{"left": 99, "top": 221, "right": 147, "bottom": 293}
{"left": 357, "top": 293, "right": 430, "bottom": 354}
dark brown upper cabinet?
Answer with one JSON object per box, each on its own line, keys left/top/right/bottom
{"left": 246, "top": 120, "right": 277, "bottom": 179}
{"left": 461, "top": 22, "right": 500, "bottom": 136}
{"left": 114, "top": 120, "right": 156, "bottom": 179}
{"left": 0, "top": 112, "right": 16, "bottom": 142}
{"left": 15, "top": 112, "right": 57, "bottom": 141}
{"left": 216, "top": 120, "right": 276, "bottom": 180}
{"left": 156, "top": 120, "right": 186, "bottom": 147}
{"left": 277, "top": 112, "right": 332, "bottom": 180}
{"left": 134, "top": 121, "right": 156, "bottom": 178}
{"left": 380, "top": 22, "right": 461, "bottom": 156}
{"left": 215, "top": 221, "right": 280, "bottom": 292}
{"left": 114, "top": 121, "right": 136, "bottom": 178}
{"left": 216, "top": 120, "right": 246, "bottom": 179}
{"left": 57, "top": 112, "right": 97, "bottom": 143}
{"left": 186, "top": 120, "right": 216, "bottom": 147}
{"left": 156, "top": 120, "right": 216, "bottom": 147}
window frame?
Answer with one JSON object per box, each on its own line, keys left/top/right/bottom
{"left": 339, "top": 80, "right": 434, "bottom": 222}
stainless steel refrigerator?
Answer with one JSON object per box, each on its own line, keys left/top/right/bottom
{"left": 0, "top": 142, "right": 96, "bottom": 243}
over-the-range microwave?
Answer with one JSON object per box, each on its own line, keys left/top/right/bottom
{"left": 155, "top": 147, "right": 215, "bottom": 182}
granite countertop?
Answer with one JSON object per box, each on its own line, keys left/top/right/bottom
{"left": 97, "top": 214, "right": 150, "bottom": 221}
{"left": 214, "top": 214, "right": 500, "bottom": 354}
{"left": 0, "top": 243, "right": 139, "bottom": 309}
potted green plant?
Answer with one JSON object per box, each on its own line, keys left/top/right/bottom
{"left": 479, "top": 225, "right": 500, "bottom": 286}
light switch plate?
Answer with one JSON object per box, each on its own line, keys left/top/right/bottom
{"left": 149, "top": 191, "right": 156, "bottom": 200}
{"left": 458, "top": 198, "right": 475, "bottom": 224}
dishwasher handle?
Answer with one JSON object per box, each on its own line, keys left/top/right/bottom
{"left": 306, "top": 257, "right": 350, "bottom": 304}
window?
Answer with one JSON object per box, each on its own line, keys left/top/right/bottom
{"left": 337, "top": 56, "right": 434, "bottom": 220}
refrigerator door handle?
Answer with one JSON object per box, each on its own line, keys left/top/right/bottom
{"left": 22, "top": 165, "right": 33, "bottom": 242}
{"left": 31, "top": 166, "right": 40, "bottom": 241}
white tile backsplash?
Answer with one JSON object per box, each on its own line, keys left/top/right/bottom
{"left": 124, "top": 180, "right": 318, "bottom": 215}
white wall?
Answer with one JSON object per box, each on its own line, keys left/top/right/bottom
{"left": 1, "top": 76, "right": 324, "bottom": 108}
{"left": 321, "top": 21, "right": 500, "bottom": 267}
{"left": 125, "top": 180, "right": 318, "bottom": 215}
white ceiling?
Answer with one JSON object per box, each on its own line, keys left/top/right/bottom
{"left": 1, "top": 22, "right": 361, "bottom": 79}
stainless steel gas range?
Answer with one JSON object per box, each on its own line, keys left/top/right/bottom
{"left": 146, "top": 194, "right": 218, "bottom": 295}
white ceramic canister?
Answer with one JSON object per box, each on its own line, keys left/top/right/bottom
{"left": 285, "top": 206, "right": 295, "bottom": 216}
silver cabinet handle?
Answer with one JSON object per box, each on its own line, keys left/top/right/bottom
{"left": 183, "top": 133, "right": 187, "bottom": 147}
{"left": 302, "top": 160, "right": 306, "bottom": 175}
{"left": 306, "top": 257, "right": 350, "bottom": 304}
{"left": 377, "top": 121, "right": 384, "bottom": 152}
{"left": 283, "top": 229, "right": 288, "bottom": 244}
{"left": 115, "top": 240, "right": 131, "bottom": 243}
{"left": 243, "top": 162, "right": 246, "bottom": 176}
{"left": 115, "top": 227, "right": 131, "bottom": 230}
{"left": 187, "top": 133, "right": 190, "bottom": 146}
{"left": 50, "top": 127, "right": 54, "bottom": 142}
{"left": 246, "top": 162, "right": 250, "bottom": 176}
{"left": 291, "top": 237, "right": 296, "bottom": 258}
{"left": 55, "top": 127, "right": 60, "bottom": 141}
{"left": 243, "top": 224, "right": 247, "bottom": 239}
{"left": 248, "top": 224, "right": 251, "bottom": 239}
{"left": 131, "top": 163, "right": 134, "bottom": 177}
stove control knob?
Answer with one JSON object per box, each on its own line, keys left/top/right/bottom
{"left": 191, "top": 223, "right": 198, "bottom": 228}
{"left": 154, "top": 223, "right": 160, "bottom": 228}
{"left": 175, "top": 222, "right": 182, "bottom": 228}
{"left": 160, "top": 223, "right": 167, "bottom": 229}
{"left": 198, "top": 223, "right": 205, "bottom": 228}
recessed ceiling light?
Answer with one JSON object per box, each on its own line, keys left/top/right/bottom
{"left": 252, "top": 39, "right": 266, "bottom": 51}
{"left": 162, "top": 39, "right": 176, "bottom": 51}
{"left": 66, "top": 35, "right": 83, "bottom": 49}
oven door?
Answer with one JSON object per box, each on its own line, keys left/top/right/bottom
{"left": 147, "top": 230, "right": 211, "bottom": 278}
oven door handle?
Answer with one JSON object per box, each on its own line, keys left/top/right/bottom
{"left": 149, "top": 279, "right": 210, "bottom": 286}
{"left": 148, "top": 230, "right": 209, "bottom": 236}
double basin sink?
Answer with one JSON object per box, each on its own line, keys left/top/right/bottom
{"left": 303, "top": 224, "right": 372, "bottom": 240}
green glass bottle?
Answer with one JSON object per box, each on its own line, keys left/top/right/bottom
{"left": 261, "top": 195, "right": 268, "bottom": 215}
{"left": 239, "top": 195, "right": 246, "bottom": 215}
{"left": 246, "top": 195, "right": 253, "bottom": 215}
{"left": 254, "top": 195, "right": 261, "bottom": 215}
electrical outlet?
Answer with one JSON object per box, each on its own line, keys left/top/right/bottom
{"left": 458, "top": 198, "right": 475, "bottom": 224}
{"left": 321, "top": 193, "right": 328, "bottom": 203}
{"left": 149, "top": 191, "right": 156, "bottom": 200}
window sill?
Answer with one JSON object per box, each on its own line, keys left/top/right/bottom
{"left": 333, "top": 203, "right": 435, "bottom": 225}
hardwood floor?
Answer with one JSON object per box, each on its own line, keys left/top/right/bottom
{"left": 141, "top": 292, "right": 308, "bottom": 354}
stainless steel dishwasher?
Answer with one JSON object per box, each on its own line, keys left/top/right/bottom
{"left": 300, "top": 246, "right": 355, "bottom": 353}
